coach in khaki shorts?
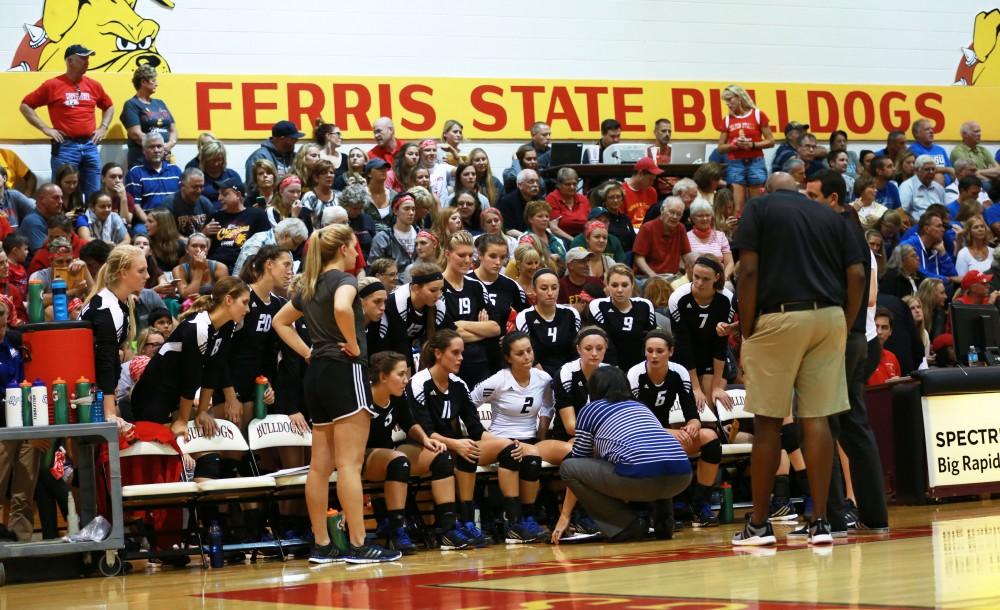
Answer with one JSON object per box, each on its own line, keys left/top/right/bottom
{"left": 730, "top": 186, "right": 866, "bottom": 546}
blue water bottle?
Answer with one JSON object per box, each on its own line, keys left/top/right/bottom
{"left": 52, "top": 279, "right": 69, "bottom": 321}
{"left": 208, "top": 521, "right": 224, "bottom": 568}
{"left": 92, "top": 389, "right": 105, "bottom": 423}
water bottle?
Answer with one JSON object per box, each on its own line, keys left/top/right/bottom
{"left": 208, "top": 521, "right": 224, "bottom": 568}
{"left": 66, "top": 493, "right": 80, "bottom": 537}
{"left": 5, "top": 381, "right": 22, "bottom": 427}
{"left": 51, "top": 278, "right": 69, "bottom": 321}
{"left": 75, "top": 377, "right": 92, "bottom": 424}
{"left": 968, "top": 346, "right": 980, "bottom": 367}
{"left": 27, "top": 279, "right": 44, "bottom": 323}
{"left": 92, "top": 389, "right": 105, "bottom": 423}
{"left": 52, "top": 378, "right": 69, "bottom": 425}
{"left": 20, "top": 380, "right": 32, "bottom": 426}
{"left": 254, "top": 376, "right": 268, "bottom": 420}
{"left": 30, "top": 378, "right": 49, "bottom": 427}
{"left": 327, "top": 509, "right": 348, "bottom": 552}
{"left": 720, "top": 482, "right": 735, "bottom": 524}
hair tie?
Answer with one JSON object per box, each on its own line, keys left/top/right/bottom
{"left": 416, "top": 230, "right": 438, "bottom": 245}
{"left": 575, "top": 326, "right": 608, "bottom": 346}
{"left": 532, "top": 268, "right": 557, "bottom": 284}
{"left": 392, "top": 192, "right": 415, "bottom": 213}
{"left": 359, "top": 281, "right": 386, "bottom": 298}
{"left": 278, "top": 175, "right": 302, "bottom": 191}
{"left": 694, "top": 256, "right": 724, "bottom": 276}
{"left": 411, "top": 271, "right": 443, "bottom": 285}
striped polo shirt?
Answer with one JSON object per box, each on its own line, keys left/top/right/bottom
{"left": 125, "top": 161, "right": 182, "bottom": 211}
{"left": 571, "top": 399, "right": 691, "bottom": 478}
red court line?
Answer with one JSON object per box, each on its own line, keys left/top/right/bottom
{"left": 204, "top": 526, "right": 933, "bottom": 610}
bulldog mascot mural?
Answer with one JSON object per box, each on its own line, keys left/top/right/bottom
{"left": 9, "top": 0, "right": 174, "bottom": 73}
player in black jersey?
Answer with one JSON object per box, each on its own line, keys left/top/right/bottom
{"left": 628, "top": 329, "right": 724, "bottom": 528}
{"left": 363, "top": 351, "right": 470, "bottom": 552}
{"left": 131, "top": 277, "right": 250, "bottom": 439}
{"left": 274, "top": 224, "right": 401, "bottom": 565}
{"left": 668, "top": 256, "right": 737, "bottom": 413}
{"left": 359, "top": 277, "right": 389, "bottom": 356}
{"left": 515, "top": 268, "right": 581, "bottom": 380}
{"left": 218, "top": 245, "right": 292, "bottom": 428}
{"left": 552, "top": 327, "right": 610, "bottom": 439}
{"left": 382, "top": 261, "right": 455, "bottom": 370}
{"left": 81, "top": 245, "right": 148, "bottom": 428}
{"left": 588, "top": 264, "right": 657, "bottom": 370}
{"left": 470, "top": 234, "right": 530, "bottom": 370}
{"left": 441, "top": 231, "right": 500, "bottom": 387}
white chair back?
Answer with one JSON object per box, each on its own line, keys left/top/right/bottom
{"left": 247, "top": 414, "right": 312, "bottom": 450}
{"left": 177, "top": 418, "right": 249, "bottom": 454}
{"left": 717, "top": 387, "right": 751, "bottom": 422}
{"left": 120, "top": 440, "right": 179, "bottom": 458}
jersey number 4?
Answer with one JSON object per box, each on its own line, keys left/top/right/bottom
{"left": 546, "top": 327, "right": 558, "bottom": 342}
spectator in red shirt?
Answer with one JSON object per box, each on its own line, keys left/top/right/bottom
{"left": 867, "top": 307, "right": 902, "bottom": 385}
{"left": 955, "top": 269, "right": 1000, "bottom": 305}
{"left": 369, "top": 117, "right": 405, "bottom": 164}
{"left": 559, "top": 247, "right": 599, "bottom": 314}
{"left": 647, "top": 118, "right": 675, "bottom": 197}
{"left": 546, "top": 167, "right": 590, "bottom": 242}
{"left": 633, "top": 197, "right": 692, "bottom": 277}
{"left": 623, "top": 157, "right": 662, "bottom": 229}
{"left": 19, "top": 44, "right": 115, "bottom": 199}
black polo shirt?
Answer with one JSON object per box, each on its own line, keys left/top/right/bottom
{"left": 840, "top": 208, "right": 871, "bottom": 334}
{"left": 731, "top": 190, "right": 865, "bottom": 310}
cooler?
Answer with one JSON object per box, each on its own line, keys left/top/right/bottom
{"left": 20, "top": 321, "right": 95, "bottom": 425}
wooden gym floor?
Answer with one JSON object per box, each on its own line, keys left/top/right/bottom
{"left": 2, "top": 500, "right": 999, "bottom": 609}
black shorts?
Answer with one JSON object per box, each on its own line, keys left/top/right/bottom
{"left": 304, "top": 358, "right": 375, "bottom": 425}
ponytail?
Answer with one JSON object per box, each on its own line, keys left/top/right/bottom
{"left": 87, "top": 244, "right": 144, "bottom": 343}
{"left": 301, "top": 224, "right": 355, "bottom": 302}
{"left": 178, "top": 276, "right": 248, "bottom": 321}
{"left": 418, "top": 329, "right": 461, "bottom": 371}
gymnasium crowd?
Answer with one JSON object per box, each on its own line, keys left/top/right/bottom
{"left": 0, "top": 48, "right": 997, "bottom": 560}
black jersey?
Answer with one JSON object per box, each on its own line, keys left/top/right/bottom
{"left": 133, "top": 310, "right": 234, "bottom": 403}
{"left": 468, "top": 271, "right": 529, "bottom": 369}
{"left": 383, "top": 283, "right": 455, "bottom": 367}
{"left": 275, "top": 318, "right": 309, "bottom": 418}
{"left": 367, "top": 395, "right": 417, "bottom": 450}
{"left": 668, "top": 284, "right": 735, "bottom": 373}
{"left": 80, "top": 287, "right": 130, "bottom": 396}
{"left": 365, "top": 318, "right": 390, "bottom": 357}
{"left": 588, "top": 297, "right": 656, "bottom": 370}
{"left": 442, "top": 275, "right": 495, "bottom": 365}
{"left": 406, "top": 368, "right": 484, "bottom": 441}
{"left": 553, "top": 359, "right": 609, "bottom": 438}
{"left": 228, "top": 289, "right": 285, "bottom": 392}
{"left": 627, "top": 361, "right": 698, "bottom": 427}
{"left": 515, "top": 305, "right": 581, "bottom": 378}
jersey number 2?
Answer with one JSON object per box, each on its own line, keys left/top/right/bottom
{"left": 521, "top": 397, "right": 534, "bottom": 414}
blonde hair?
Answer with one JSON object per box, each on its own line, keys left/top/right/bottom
{"left": 136, "top": 327, "right": 164, "bottom": 352}
{"left": 512, "top": 243, "right": 542, "bottom": 275}
{"left": 902, "top": 295, "right": 928, "bottom": 347}
{"left": 916, "top": 277, "right": 944, "bottom": 328}
{"left": 722, "top": 85, "right": 756, "bottom": 112}
{"left": 293, "top": 144, "right": 321, "bottom": 186}
{"left": 642, "top": 276, "right": 674, "bottom": 308}
{"left": 442, "top": 230, "right": 474, "bottom": 269}
{"left": 179, "top": 276, "right": 248, "bottom": 322}
{"left": 300, "top": 224, "right": 355, "bottom": 302}
{"left": 408, "top": 185, "right": 438, "bottom": 220}
{"left": 468, "top": 148, "right": 499, "bottom": 204}
{"left": 86, "top": 245, "right": 144, "bottom": 343}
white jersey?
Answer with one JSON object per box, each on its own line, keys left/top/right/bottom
{"left": 470, "top": 368, "right": 554, "bottom": 440}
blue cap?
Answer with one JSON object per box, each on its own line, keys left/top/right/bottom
{"left": 64, "top": 44, "right": 95, "bottom": 59}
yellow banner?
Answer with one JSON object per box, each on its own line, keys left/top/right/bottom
{"left": 2, "top": 73, "right": 997, "bottom": 142}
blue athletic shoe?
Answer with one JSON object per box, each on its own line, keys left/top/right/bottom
{"left": 308, "top": 541, "right": 344, "bottom": 564}
{"left": 462, "top": 521, "right": 491, "bottom": 547}
{"left": 341, "top": 543, "right": 402, "bottom": 564}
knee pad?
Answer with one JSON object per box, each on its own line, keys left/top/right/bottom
{"left": 781, "top": 422, "right": 801, "bottom": 454}
{"left": 453, "top": 451, "right": 479, "bottom": 473}
{"left": 194, "top": 454, "right": 222, "bottom": 479}
{"left": 519, "top": 455, "right": 543, "bottom": 482}
{"left": 429, "top": 451, "right": 455, "bottom": 480}
{"left": 498, "top": 443, "right": 520, "bottom": 471}
{"left": 385, "top": 456, "right": 411, "bottom": 483}
{"left": 699, "top": 438, "right": 722, "bottom": 465}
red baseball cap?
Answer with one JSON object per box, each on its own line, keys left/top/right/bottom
{"left": 634, "top": 157, "right": 664, "bottom": 176}
{"left": 961, "top": 270, "right": 993, "bottom": 290}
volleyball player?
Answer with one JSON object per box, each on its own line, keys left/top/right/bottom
{"left": 440, "top": 231, "right": 500, "bottom": 387}
{"left": 470, "top": 233, "right": 529, "bottom": 370}
{"left": 628, "top": 329, "right": 724, "bottom": 528}
{"left": 515, "top": 268, "right": 581, "bottom": 380}
{"left": 131, "top": 278, "right": 250, "bottom": 442}
{"left": 588, "top": 264, "right": 656, "bottom": 370}
{"left": 408, "top": 330, "right": 534, "bottom": 546}
{"left": 273, "top": 224, "right": 401, "bottom": 564}
{"left": 359, "top": 277, "right": 390, "bottom": 355}
{"left": 364, "top": 351, "right": 471, "bottom": 552}
{"left": 471, "top": 332, "right": 575, "bottom": 542}
{"left": 81, "top": 244, "right": 148, "bottom": 427}
{"left": 552, "top": 327, "right": 610, "bottom": 439}
{"left": 383, "top": 261, "right": 455, "bottom": 370}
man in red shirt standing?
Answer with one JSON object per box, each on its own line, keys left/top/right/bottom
{"left": 633, "top": 196, "right": 691, "bottom": 277}
{"left": 623, "top": 157, "right": 662, "bottom": 230}
{"left": 368, "top": 117, "right": 405, "bottom": 164}
{"left": 19, "top": 45, "right": 114, "bottom": 199}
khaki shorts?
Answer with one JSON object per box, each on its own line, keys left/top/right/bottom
{"left": 741, "top": 306, "right": 849, "bottom": 419}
